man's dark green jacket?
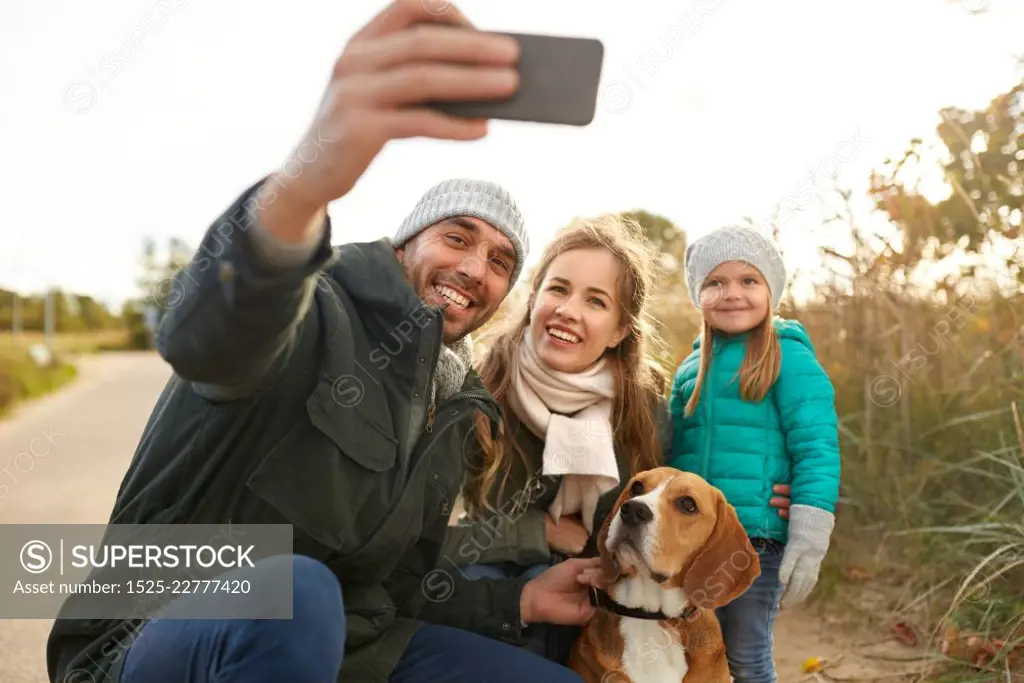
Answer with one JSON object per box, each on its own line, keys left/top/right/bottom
{"left": 46, "top": 180, "right": 528, "bottom": 683}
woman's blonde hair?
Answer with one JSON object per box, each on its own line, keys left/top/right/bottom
{"left": 463, "top": 214, "right": 668, "bottom": 516}
{"left": 685, "top": 301, "right": 782, "bottom": 417}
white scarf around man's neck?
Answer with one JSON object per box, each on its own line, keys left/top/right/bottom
{"left": 508, "top": 332, "right": 620, "bottom": 534}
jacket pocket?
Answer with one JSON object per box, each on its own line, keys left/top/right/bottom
{"left": 245, "top": 378, "right": 399, "bottom": 552}
{"left": 428, "top": 471, "right": 453, "bottom": 519}
{"left": 306, "top": 375, "right": 398, "bottom": 472}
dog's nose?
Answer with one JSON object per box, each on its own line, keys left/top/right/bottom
{"left": 620, "top": 500, "right": 653, "bottom": 527}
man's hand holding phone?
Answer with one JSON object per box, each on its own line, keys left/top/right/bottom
{"left": 256, "top": 0, "right": 521, "bottom": 245}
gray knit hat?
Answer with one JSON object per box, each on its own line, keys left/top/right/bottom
{"left": 684, "top": 224, "right": 787, "bottom": 310}
{"left": 393, "top": 178, "right": 529, "bottom": 287}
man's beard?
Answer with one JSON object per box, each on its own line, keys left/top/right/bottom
{"left": 414, "top": 269, "right": 483, "bottom": 343}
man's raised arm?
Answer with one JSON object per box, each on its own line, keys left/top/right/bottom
{"left": 154, "top": 0, "right": 521, "bottom": 400}
{"left": 155, "top": 174, "right": 334, "bottom": 401}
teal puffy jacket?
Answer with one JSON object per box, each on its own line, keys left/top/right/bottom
{"left": 667, "top": 318, "right": 841, "bottom": 543}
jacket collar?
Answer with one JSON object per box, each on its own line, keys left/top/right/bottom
{"left": 330, "top": 237, "right": 433, "bottom": 334}
{"left": 690, "top": 316, "right": 812, "bottom": 351}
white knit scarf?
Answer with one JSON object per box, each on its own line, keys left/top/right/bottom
{"left": 508, "top": 331, "right": 620, "bottom": 534}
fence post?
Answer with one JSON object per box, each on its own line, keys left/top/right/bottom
{"left": 44, "top": 289, "right": 55, "bottom": 352}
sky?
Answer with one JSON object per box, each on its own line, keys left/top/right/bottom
{"left": 2, "top": 0, "right": 1022, "bottom": 311}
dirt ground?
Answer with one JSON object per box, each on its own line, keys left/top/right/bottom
{"left": 0, "top": 352, "right": 934, "bottom": 683}
{"left": 773, "top": 605, "right": 936, "bottom": 683}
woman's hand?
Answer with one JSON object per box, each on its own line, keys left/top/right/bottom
{"left": 544, "top": 513, "right": 590, "bottom": 556}
{"left": 771, "top": 484, "right": 792, "bottom": 519}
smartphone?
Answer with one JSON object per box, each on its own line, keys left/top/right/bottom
{"left": 429, "top": 31, "right": 605, "bottom": 127}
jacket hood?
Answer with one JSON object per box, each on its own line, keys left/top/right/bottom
{"left": 329, "top": 237, "right": 437, "bottom": 322}
{"left": 691, "top": 317, "right": 813, "bottom": 351}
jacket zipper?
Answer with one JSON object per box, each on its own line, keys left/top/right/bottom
{"left": 425, "top": 403, "right": 436, "bottom": 433}
{"left": 420, "top": 388, "right": 494, "bottom": 453}
{"left": 410, "top": 308, "right": 444, "bottom": 447}
{"left": 409, "top": 392, "right": 483, "bottom": 499}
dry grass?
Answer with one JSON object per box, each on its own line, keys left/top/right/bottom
{"left": 776, "top": 279, "right": 1023, "bottom": 680}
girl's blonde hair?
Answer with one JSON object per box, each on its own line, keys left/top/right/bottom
{"left": 685, "top": 300, "right": 782, "bottom": 417}
{"left": 464, "top": 214, "right": 668, "bottom": 517}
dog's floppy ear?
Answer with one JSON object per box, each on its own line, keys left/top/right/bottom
{"left": 682, "top": 488, "right": 760, "bottom": 610}
{"left": 594, "top": 486, "right": 628, "bottom": 584}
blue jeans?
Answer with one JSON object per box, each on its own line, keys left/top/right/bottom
{"left": 391, "top": 622, "right": 582, "bottom": 683}
{"left": 715, "top": 538, "right": 785, "bottom": 683}
{"left": 121, "top": 554, "right": 345, "bottom": 683}
{"left": 457, "top": 561, "right": 549, "bottom": 582}
{"left": 121, "top": 554, "right": 579, "bottom": 683}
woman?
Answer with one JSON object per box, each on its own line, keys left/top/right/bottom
{"left": 437, "top": 213, "right": 667, "bottom": 661}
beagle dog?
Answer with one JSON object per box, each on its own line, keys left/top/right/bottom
{"left": 569, "top": 467, "right": 761, "bottom": 683}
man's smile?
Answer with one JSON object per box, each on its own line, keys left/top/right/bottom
{"left": 434, "top": 283, "right": 475, "bottom": 311}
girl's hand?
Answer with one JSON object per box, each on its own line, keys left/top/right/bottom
{"left": 771, "top": 484, "right": 792, "bottom": 519}
{"left": 779, "top": 504, "right": 835, "bottom": 607}
{"left": 545, "top": 513, "right": 589, "bottom": 556}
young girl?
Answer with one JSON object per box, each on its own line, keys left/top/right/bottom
{"left": 667, "top": 224, "right": 841, "bottom": 683}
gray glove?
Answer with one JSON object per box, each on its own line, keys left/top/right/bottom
{"left": 779, "top": 504, "right": 835, "bottom": 608}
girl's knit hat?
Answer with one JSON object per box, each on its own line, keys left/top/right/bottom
{"left": 684, "top": 224, "right": 787, "bottom": 310}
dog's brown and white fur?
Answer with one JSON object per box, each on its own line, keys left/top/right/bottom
{"left": 569, "top": 467, "right": 761, "bottom": 683}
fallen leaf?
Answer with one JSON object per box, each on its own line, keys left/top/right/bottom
{"left": 940, "top": 624, "right": 964, "bottom": 658}
{"left": 968, "top": 638, "right": 1020, "bottom": 669}
{"left": 842, "top": 565, "right": 871, "bottom": 581}
{"left": 989, "top": 639, "right": 1018, "bottom": 666}
{"left": 892, "top": 621, "right": 920, "bottom": 647}
{"left": 802, "top": 656, "right": 826, "bottom": 673}
{"left": 965, "top": 636, "right": 995, "bottom": 668}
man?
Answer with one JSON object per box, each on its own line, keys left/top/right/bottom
{"left": 45, "top": 2, "right": 599, "bottom": 682}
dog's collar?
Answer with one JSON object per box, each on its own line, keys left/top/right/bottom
{"left": 589, "top": 586, "right": 698, "bottom": 621}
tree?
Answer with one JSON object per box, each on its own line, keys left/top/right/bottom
{"left": 126, "top": 236, "right": 198, "bottom": 349}
{"left": 76, "top": 295, "right": 120, "bottom": 329}
{"left": 0, "top": 288, "right": 121, "bottom": 332}
{"left": 617, "top": 209, "right": 699, "bottom": 369}
{"left": 620, "top": 209, "right": 687, "bottom": 269}
{"left": 869, "top": 81, "right": 1024, "bottom": 287}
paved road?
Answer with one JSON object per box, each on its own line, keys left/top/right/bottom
{"left": 0, "top": 352, "right": 172, "bottom": 683}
